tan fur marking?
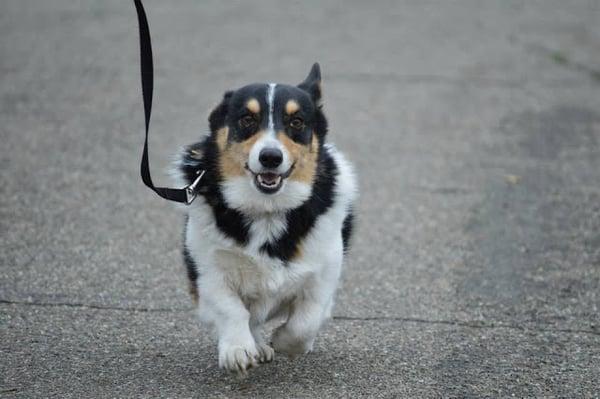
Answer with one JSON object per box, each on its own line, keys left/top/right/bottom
{"left": 285, "top": 99, "right": 300, "bottom": 115}
{"left": 216, "top": 127, "right": 229, "bottom": 151}
{"left": 189, "top": 282, "right": 199, "bottom": 305}
{"left": 246, "top": 98, "right": 260, "bottom": 114}
{"left": 277, "top": 132, "right": 319, "bottom": 185}
{"left": 219, "top": 131, "right": 266, "bottom": 179}
{"left": 291, "top": 242, "right": 303, "bottom": 261}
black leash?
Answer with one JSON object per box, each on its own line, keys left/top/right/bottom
{"left": 133, "top": 0, "right": 204, "bottom": 204}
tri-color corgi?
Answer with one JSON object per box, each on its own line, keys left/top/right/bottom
{"left": 173, "top": 63, "right": 356, "bottom": 373}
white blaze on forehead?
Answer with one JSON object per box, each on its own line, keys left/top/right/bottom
{"left": 267, "top": 83, "right": 277, "bottom": 133}
{"left": 248, "top": 82, "right": 291, "bottom": 175}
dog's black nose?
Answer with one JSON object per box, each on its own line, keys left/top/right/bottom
{"left": 259, "top": 147, "right": 283, "bottom": 168}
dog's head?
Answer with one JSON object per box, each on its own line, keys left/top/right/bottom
{"left": 209, "top": 63, "right": 327, "bottom": 214}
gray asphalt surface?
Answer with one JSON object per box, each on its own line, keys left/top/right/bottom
{"left": 1, "top": 1, "right": 599, "bottom": 397}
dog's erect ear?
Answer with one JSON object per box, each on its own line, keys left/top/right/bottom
{"left": 208, "top": 91, "right": 233, "bottom": 132}
{"left": 298, "top": 63, "right": 322, "bottom": 103}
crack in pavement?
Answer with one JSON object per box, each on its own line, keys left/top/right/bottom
{"left": 332, "top": 316, "right": 599, "bottom": 336}
{"left": 1, "top": 299, "right": 598, "bottom": 336}
{"left": 522, "top": 41, "right": 600, "bottom": 83}
{"left": 0, "top": 298, "right": 185, "bottom": 313}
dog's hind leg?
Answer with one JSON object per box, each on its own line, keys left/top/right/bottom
{"left": 271, "top": 296, "right": 330, "bottom": 356}
{"left": 271, "top": 258, "right": 342, "bottom": 356}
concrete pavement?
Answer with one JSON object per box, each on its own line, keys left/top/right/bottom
{"left": 1, "top": 1, "right": 599, "bottom": 397}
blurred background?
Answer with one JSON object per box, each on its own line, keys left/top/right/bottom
{"left": 1, "top": 1, "right": 599, "bottom": 397}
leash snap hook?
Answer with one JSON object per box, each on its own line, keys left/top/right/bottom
{"left": 185, "top": 169, "right": 206, "bottom": 205}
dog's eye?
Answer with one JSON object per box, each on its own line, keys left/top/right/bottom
{"left": 239, "top": 115, "right": 256, "bottom": 128}
{"left": 289, "top": 117, "right": 304, "bottom": 130}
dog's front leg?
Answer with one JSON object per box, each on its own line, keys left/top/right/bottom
{"left": 198, "top": 274, "right": 258, "bottom": 374}
{"left": 250, "top": 321, "right": 275, "bottom": 364}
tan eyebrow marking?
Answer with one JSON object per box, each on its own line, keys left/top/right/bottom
{"left": 285, "top": 99, "right": 300, "bottom": 115}
{"left": 246, "top": 98, "right": 260, "bottom": 114}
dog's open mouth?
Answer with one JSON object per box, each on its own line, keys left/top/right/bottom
{"left": 246, "top": 164, "right": 295, "bottom": 194}
{"left": 254, "top": 172, "right": 284, "bottom": 194}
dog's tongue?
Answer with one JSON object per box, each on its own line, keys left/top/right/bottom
{"left": 260, "top": 172, "right": 279, "bottom": 184}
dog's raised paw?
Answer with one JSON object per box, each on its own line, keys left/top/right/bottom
{"left": 218, "top": 344, "right": 259, "bottom": 374}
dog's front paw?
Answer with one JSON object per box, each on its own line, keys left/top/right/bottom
{"left": 256, "top": 342, "right": 275, "bottom": 363}
{"left": 271, "top": 327, "right": 313, "bottom": 357}
{"left": 218, "top": 343, "right": 259, "bottom": 374}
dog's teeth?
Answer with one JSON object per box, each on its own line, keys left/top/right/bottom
{"left": 258, "top": 174, "right": 281, "bottom": 187}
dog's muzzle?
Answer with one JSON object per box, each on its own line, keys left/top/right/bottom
{"left": 246, "top": 163, "right": 295, "bottom": 194}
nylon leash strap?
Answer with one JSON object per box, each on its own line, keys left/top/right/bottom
{"left": 133, "top": 0, "right": 204, "bottom": 204}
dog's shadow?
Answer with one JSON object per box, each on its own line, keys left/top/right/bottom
{"left": 139, "top": 339, "right": 353, "bottom": 396}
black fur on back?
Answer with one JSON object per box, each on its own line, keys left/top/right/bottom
{"left": 341, "top": 210, "right": 354, "bottom": 252}
{"left": 182, "top": 215, "right": 199, "bottom": 302}
{"left": 183, "top": 241, "right": 198, "bottom": 284}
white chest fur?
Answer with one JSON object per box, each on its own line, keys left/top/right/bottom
{"left": 183, "top": 144, "right": 356, "bottom": 307}
{"left": 187, "top": 208, "right": 318, "bottom": 302}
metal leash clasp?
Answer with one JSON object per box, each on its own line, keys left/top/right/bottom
{"left": 185, "top": 169, "right": 206, "bottom": 205}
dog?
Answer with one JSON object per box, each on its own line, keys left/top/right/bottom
{"left": 173, "top": 63, "right": 356, "bottom": 373}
